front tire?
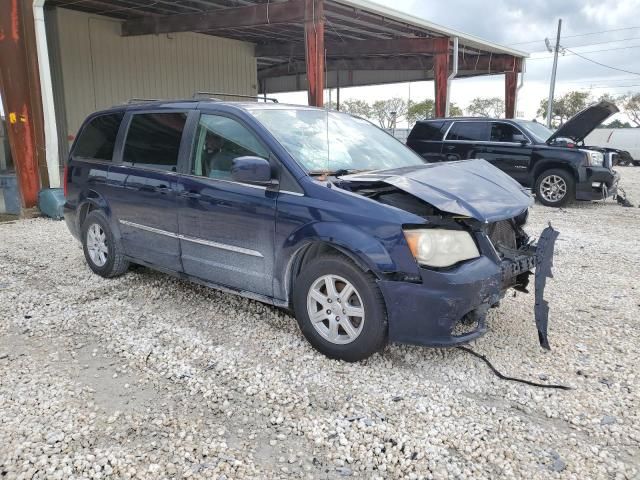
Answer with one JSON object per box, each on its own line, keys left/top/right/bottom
{"left": 81, "top": 210, "right": 129, "bottom": 278}
{"left": 293, "top": 254, "right": 387, "bottom": 362}
{"left": 535, "top": 169, "right": 575, "bottom": 207}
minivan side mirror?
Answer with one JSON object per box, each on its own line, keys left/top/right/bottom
{"left": 231, "top": 156, "right": 275, "bottom": 185}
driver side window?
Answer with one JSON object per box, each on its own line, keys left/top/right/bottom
{"left": 191, "top": 114, "right": 269, "bottom": 179}
{"left": 490, "top": 122, "right": 526, "bottom": 143}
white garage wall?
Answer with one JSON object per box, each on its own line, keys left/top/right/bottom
{"left": 48, "top": 7, "right": 257, "bottom": 153}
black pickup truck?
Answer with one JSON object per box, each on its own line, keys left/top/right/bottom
{"left": 406, "top": 101, "right": 620, "bottom": 207}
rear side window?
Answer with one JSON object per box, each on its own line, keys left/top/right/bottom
{"left": 446, "top": 122, "right": 489, "bottom": 142}
{"left": 123, "top": 113, "right": 187, "bottom": 171}
{"left": 408, "top": 121, "right": 445, "bottom": 141}
{"left": 73, "top": 113, "right": 123, "bottom": 161}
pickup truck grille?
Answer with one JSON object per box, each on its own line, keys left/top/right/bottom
{"left": 488, "top": 220, "right": 516, "bottom": 251}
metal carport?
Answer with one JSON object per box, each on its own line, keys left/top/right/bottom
{"left": 0, "top": 0, "right": 527, "bottom": 211}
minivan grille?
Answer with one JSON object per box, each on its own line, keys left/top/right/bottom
{"left": 488, "top": 221, "right": 516, "bottom": 251}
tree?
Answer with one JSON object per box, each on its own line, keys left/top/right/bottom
{"left": 624, "top": 93, "right": 640, "bottom": 127}
{"left": 323, "top": 101, "right": 337, "bottom": 110}
{"left": 449, "top": 103, "right": 463, "bottom": 117}
{"left": 406, "top": 99, "right": 463, "bottom": 126}
{"left": 537, "top": 91, "right": 591, "bottom": 127}
{"left": 407, "top": 99, "right": 435, "bottom": 126}
{"left": 370, "top": 98, "right": 407, "bottom": 128}
{"left": 340, "top": 99, "right": 372, "bottom": 119}
{"left": 602, "top": 119, "right": 632, "bottom": 129}
{"left": 466, "top": 97, "right": 505, "bottom": 117}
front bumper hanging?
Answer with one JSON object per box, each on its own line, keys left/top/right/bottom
{"left": 534, "top": 225, "right": 560, "bottom": 349}
{"left": 497, "top": 224, "right": 559, "bottom": 349}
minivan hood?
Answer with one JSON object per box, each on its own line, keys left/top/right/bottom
{"left": 547, "top": 100, "right": 619, "bottom": 144}
{"left": 342, "top": 159, "right": 532, "bottom": 223}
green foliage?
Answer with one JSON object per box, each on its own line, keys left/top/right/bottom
{"left": 537, "top": 91, "right": 592, "bottom": 127}
{"left": 601, "top": 119, "right": 632, "bottom": 129}
{"left": 370, "top": 98, "right": 408, "bottom": 128}
{"left": 623, "top": 93, "right": 640, "bottom": 127}
{"left": 407, "top": 99, "right": 435, "bottom": 126}
{"left": 339, "top": 99, "right": 372, "bottom": 119}
{"left": 466, "top": 97, "right": 505, "bottom": 118}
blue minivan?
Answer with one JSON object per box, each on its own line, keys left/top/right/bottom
{"left": 64, "top": 98, "right": 557, "bottom": 361}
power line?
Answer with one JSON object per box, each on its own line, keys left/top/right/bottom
{"left": 527, "top": 44, "right": 640, "bottom": 60}
{"left": 564, "top": 47, "right": 640, "bottom": 76}
{"left": 510, "top": 25, "right": 640, "bottom": 46}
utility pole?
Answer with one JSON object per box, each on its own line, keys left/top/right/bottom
{"left": 546, "top": 19, "right": 562, "bottom": 128}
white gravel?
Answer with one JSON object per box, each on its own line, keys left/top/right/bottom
{"left": 1, "top": 168, "right": 639, "bottom": 479}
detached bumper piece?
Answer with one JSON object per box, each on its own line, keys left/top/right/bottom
{"left": 496, "top": 224, "right": 559, "bottom": 349}
{"left": 534, "top": 225, "right": 559, "bottom": 349}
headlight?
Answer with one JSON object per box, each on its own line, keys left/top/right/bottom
{"left": 581, "top": 149, "right": 604, "bottom": 167}
{"left": 403, "top": 228, "right": 480, "bottom": 268}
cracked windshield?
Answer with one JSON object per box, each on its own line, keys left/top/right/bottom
{"left": 250, "top": 108, "right": 426, "bottom": 174}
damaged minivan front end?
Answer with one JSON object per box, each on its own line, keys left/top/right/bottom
{"left": 335, "top": 159, "right": 558, "bottom": 349}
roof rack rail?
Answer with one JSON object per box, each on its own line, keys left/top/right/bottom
{"left": 126, "top": 98, "right": 162, "bottom": 104}
{"left": 193, "top": 91, "right": 278, "bottom": 103}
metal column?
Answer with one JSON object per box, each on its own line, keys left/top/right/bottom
{"left": 433, "top": 37, "right": 450, "bottom": 118}
{"left": 0, "top": 0, "right": 47, "bottom": 209}
{"left": 305, "top": 0, "right": 325, "bottom": 107}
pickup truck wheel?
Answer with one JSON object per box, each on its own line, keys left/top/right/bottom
{"left": 535, "top": 169, "right": 575, "bottom": 207}
{"left": 293, "top": 254, "right": 387, "bottom": 362}
{"left": 81, "top": 210, "right": 129, "bottom": 278}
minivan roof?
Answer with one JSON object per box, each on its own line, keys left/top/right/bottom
{"left": 95, "top": 99, "right": 330, "bottom": 117}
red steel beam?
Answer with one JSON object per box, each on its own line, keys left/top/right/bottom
{"left": 121, "top": 0, "right": 306, "bottom": 36}
{"left": 258, "top": 53, "right": 520, "bottom": 79}
{"left": 305, "top": 0, "right": 325, "bottom": 107}
{"left": 433, "top": 37, "right": 450, "bottom": 118}
{"left": 505, "top": 57, "right": 521, "bottom": 118}
{"left": 0, "top": 0, "right": 46, "bottom": 208}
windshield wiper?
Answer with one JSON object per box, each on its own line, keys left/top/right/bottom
{"left": 308, "top": 169, "right": 369, "bottom": 177}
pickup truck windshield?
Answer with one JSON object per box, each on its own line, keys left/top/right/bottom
{"left": 250, "top": 108, "right": 426, "bottom": 174}
{"left": 516, "top": 120, "right": 554, "bottom": 143}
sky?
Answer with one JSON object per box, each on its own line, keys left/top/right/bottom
{"left": 274, "top": 0, "right": 640, "bottom": 126}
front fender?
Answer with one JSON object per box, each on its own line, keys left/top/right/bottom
{"left": 274, "top": 221, "right": 420, "bottom": 303}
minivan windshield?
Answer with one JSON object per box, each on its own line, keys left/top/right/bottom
{"left": 250, "top": 108, "right": 426, "bottom": 174}
{"left": 516, "top": 120, "right": 554, "bottom": 143}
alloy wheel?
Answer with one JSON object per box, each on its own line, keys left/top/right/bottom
{"left": 540, "top": 175, "right": 567, "bottom": 203}
{"left": 306, "top": 274, "right": 365, "bottom": 345}
{"left": 86, "top": 223, "right": 108, "bottom": 267}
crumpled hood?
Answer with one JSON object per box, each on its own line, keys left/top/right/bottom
{"left": 547, "top": 100, "right": 619, "bottom": 144}
{"left": 343, "top": 159, "right": 533, "bottom": 223}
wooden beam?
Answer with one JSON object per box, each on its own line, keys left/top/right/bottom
{"left": 304, "top": 0, "right": 324, "bottom": 107}
{"left": 256, "top": 36, "right": 447, "bottom": 58}
{"left": 121, "top": 0, "right": 306, "bottom": 36}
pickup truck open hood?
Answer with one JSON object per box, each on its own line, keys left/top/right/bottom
{"left": 342, "top": 159, "right": 533, "bottom": 223}
{"left": 546, "top": 100, "right": 619, "bottom": 144}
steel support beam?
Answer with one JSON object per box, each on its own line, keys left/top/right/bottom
{"left": 433, "top": 37, "right": 450, "bottom": 118}
{"left": 304, "top": 0, "right": 325, "bottom": 107}
{"left": 505, "top": 58, "right": 521, "bottom": 118}
{"left": 257, "top": 53, "right": 521, "bottom": 79}
{"left": 0, "top": 0, "right": 47, "bottom": 209}
{"left": 121, "top": 0, "right": 306, "bottom": 36}
{"left": 256, "top": 37, "right": 445, "bottom": 58}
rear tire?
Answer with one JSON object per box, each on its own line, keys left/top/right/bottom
{"left": 293, "top": 254, "right": 387, "bottom": 362}
{"left": 535, "top": 169, "right": 575, "bottom": 207}
{"left": 81, "top": 210, "right": 129, "bottom": 278}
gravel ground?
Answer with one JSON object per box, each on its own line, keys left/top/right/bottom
{"left": 1, "top": 168, "right": 639, "bottom": 480}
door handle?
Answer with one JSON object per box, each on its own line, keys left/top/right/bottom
{"left": 445, "top": 145, "right": 455, "bottom": 150}
{"left": 180, "top": 191, "right": 202, "bottom": 200}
